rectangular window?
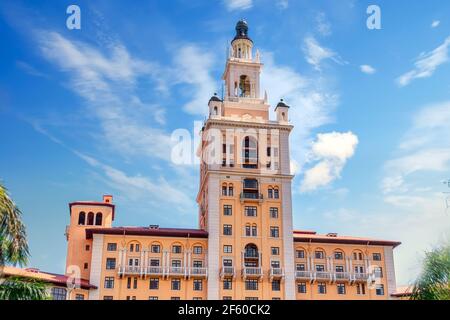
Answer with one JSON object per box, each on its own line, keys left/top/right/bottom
{"left": 274, "top": 189, "right": 279, "bottom": 199}
{"left": 107, "top": 243, "right": 117, "bottom": 251}
{"left": 269, "top": 207, "right": 279, "bottom": 219}
{"left": 296, "top": 250, "right": 305, "bottom": 259}
{"left": 151, "top": 245, "right": 160, "bottom": 253}
{"left": 171, "top": 279, "right": 181, "bottom": 291}
{"left": 223, "top": 224, "right": 232, "bottom": 236}
{"left": 315, "top": 264, "right": 325, "bottom": 272}
{"left": 298, "top": 282, "right": 307, "bottom": 294}
{"left": 244, "top": 206, "right": 257, "bottom": 217}
{"left": 270, "top": 227, "right": 279, "bottom": 238}
{"left": 374, "top": 266, "right": 383, "bottom": 278}
{"left": 193, "top": 246, "right": 203, "bottom": 255}
{"left": 334, "top": 251, "right": 343, "bottom": 260}
{"left": 104, "top": 277, "right": 114, "bottom": 289}
{"left": 222, "top": 186, "right": 228, "bottom": 196}
{"left": 171, "top": 260, "right": 181, "bottom": 267}
{"left": 335, "top": 265, "right": 344, "bottom": 273}
{"left": 193, "top": 280, "right": 203, "bottom": 291}
{"left": 106, "top": 258, "right": 116, "bottom": 270}
{"left": 271, "top": 247, "right": 280, "bottom": 255}
{"left": 150, "top": 259, "right": 160, "bottom": 267}
{"left": 193, "top": 260, "right": 203, "bottom": 268}
{"left": 50, "top": 287, "right": 67, "bottom": 300}
{"left": 318, "top": 282, "right": 327, "bottom": 294}
{"left": 172, "top": 245, "right": 182, "bottom": 254}
{"left": 149, "top": 296, "right": 158, "bottom": 300}
{"left": 357, "top": 283, "right": 366, "bottom": 295}
{"left": 268, "top": 188, "right": 273, "bottom": 198}
{"left": 337, "top": 284, "right": 346, "bottom": 295}
{"left": 223, "top": 259, "right": 233, "bottom": 267}
{"left": 223, "top": 278, "right": 233, "bottom": 290}
{"left": 296, "top": 264, "right": 305, "bottom": 271}
{"left": 245, "top": 279, "right": 259, "bottom": 291}
{"left": 103, "top": 296, "right": 113, "bottom": 300}
{"left": 129, "top": 244, "right": 134, "bottom": 252}
{"left": 272, "top": 280, "right": 281, "bottom": 291}
{"left": 75, "top": 294, "right": 84, "bottom": 300}
{"left": 315, "top": 251, "right": 324, "bottom": 259}
{"left": 171, "top": 297, "right": 180, "bottom": 300}
{"left": 85, "top": 245, "right": 90, "bottom": 251}
{"left": 376, "top": 284, "right": 385, "bottom": 296}
{"left": 223, "top": 205, "right": 232, "bottom": 216}
{"left": 149, "top": 278, "right": 159, "bottom": 290}
{"left": 223, "top": 245, "right": 232, "bottom": 254}
{"left": 373, "top": 253, "right": 382, "bottom": 261}
{"left": 223, "top": 296, "right": 232, "bottom": 300}
{"left": 271, "top": 260, "right": 280, "bottom": 268}
{"left": 135, "top": 244, "right": 140, "bottom": 252}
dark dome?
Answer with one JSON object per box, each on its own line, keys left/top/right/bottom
{"left": 232, "top": 19, "right": 252, "bottom": 43}
{"left": 209, "top": 94, "right": 222, "bottom": 102}
{"left": 276, "top": 99, "right": 290, "bottom": 109}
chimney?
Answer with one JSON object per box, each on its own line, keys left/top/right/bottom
{"left": 103, "top": 195, "right": 113, "bottom": 204}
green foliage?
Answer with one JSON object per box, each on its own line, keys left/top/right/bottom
{"left": 0, "top": 276, "right": 49, "bottom": 300}
{"left": 411, "top": 243, "right": 450, "bottom": 300}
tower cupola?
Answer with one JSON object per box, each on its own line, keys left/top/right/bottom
{"left": 230, "top": 19, "right": 253, "bottom": 61}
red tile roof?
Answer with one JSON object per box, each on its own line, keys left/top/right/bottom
{"left": 293, "top": 230, "right": 401, "bottom": 248}
{"left": 2, "top": 266, "right": 96, "bottom": 290}
{"left": 86, "top": 227, "right": 208, "bottom": 239}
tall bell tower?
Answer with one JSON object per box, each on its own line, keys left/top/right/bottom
{"left": 197, "top": 20, "right": 296, "bottom": 300}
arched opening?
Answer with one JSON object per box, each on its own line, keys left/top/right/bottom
{"left": 78, "top": 212, "right": 86, "bottom": 225}
{"left": 95, "top": 212, "right": 103, "bottom": 226}
{"left": 239, "top": 75, "right": 251, "bottom": 97}
{"left": 244, "top": 243, "right": 259, "bottom": 267}
{"left": 213, "top": 106, "right": 218, "bottom": 115}
{"left": 242, "top": 136, "right": 258, "bottom": 169}
{"left": 87, "top": 212, "right": 94, "bottom": 225}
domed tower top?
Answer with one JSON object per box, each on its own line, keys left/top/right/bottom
{"left": 230, "top": 19, "right": 254, "bottom": 61}
{"left": 232, "top": 19, "right": 252, "bottom": 43}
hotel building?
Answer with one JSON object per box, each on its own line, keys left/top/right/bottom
{"left": 62, "top": 20, "right": 401, "bottom": 300}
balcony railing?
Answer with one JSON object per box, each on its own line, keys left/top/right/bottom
{"left": 315, "top": 271, "right": 332, "bottom": 281}
{"left": 295, "top": 271, "right": 313, "bottom": 280}
{"left": 189, "top": 267, "right": 207, "bottom": 277}
{"left": 244, "top": 252, "right": 259, "bottom": 259}
{"left": 334, "top": 272, "right": 351, "bottom": 281}
{"left": 353, "top": 273, "right": 370, "bottom": 282}
{"left": 146, "top": 266, "right": 164, "bottom": 276}
{"left": 220, "top": 266, "right": 235, "bottom": 278}
{"left": 240, "top": 192, "right": 263, "bottom": 201}
{"left": 169, "top": 266, "right": 185, "bottom": 276}
{"left": 118, "top": 266, "right": 141, "bottom": 275}
{"left": 242, "top": 267, "right": 263, "bottom": 279}
{"left": 270, "top": 267, "right": 284, "bottom": 278}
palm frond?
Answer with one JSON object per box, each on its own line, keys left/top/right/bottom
{"left": 0, "top": 276, "right": 49, "bottom": 300}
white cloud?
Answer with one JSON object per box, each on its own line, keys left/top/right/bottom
{"left": 300, "top": 132, "right": 359, "bottom": 192}
{"left": 316, "top": 12, "right": 332, "bottom": 36}
{"left": 431, "top": 20, "right": 440, "bottom": 28}
{"left": 224, "top": 0, "right": 252, "bottom": 11}
{"left": 397, "top": 37, "right": 450, "bottom": 87}
{"left": 260, "top": 52, "right": 339, "bottom": 178}
{"left": 303, "top": 36, "right": 345, "bottom": 71}
{"left": 173, "top": 45, "right": 216, "bottom": 115}
{"left": 277, "top": 0, "right": 289, "bottom": 10}
{"left": 360, "top": 64, "right": 376, "bottom": 74}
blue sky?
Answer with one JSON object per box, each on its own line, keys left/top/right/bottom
{"left": 1, "top": 0, "right": 449, "bottom": 286}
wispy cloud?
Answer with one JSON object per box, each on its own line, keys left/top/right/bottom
{"left": 397, "top": 37, "right": 450, "bottom": 87}
{"left": 173, "top": 45, "right": 216, "bottom": 115}
{"left": 224, "top": 0, "right": 253, "bottom": 11}
{"left": 360, "top": 64, "right": 376, "bottom": 74}
{"left": 303, "top": 36, "right": 345, "bottom": 71}
{"left": 431, "top": 20, "right": 440, "bottom": 28}
{"left": 316, "top": 12, "right": 332, "bottom": 36}
{"left": 276, "top": 0, "right": 289, "bottom": 10}
{"left": 300, "top": 131, "right": 359, "bottom": 192}
{"left": 16, "top": 60, "right": 48, "bottom": 78}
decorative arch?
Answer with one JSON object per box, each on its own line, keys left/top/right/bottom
{"left": 87, "top": 212, "right": 94, "bottom": 225}
{"left": 95, "top": 212, "right": 102, "bottom": 226}
{"left": 78, "top": 211, "right": 86, "bottom": 225}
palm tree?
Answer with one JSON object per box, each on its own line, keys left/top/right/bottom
{"left": 411, "top": 243, "right": 450, "bottom": 300}
{"left": 0, "top": 182, "right": 49, "bottom": 300}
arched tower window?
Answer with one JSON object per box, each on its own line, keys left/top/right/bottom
{"left": 87, "top": 212, "right": 94, "bottom": 225}
{"left": 242, "top": 136, "right": 258, "bottom": 168}
{"left": 78, "top": 212, "right": 86, "bottom": 225}
{"left": 239, "top": 75, "right": 251, "bottom": 97}
{"left": 95, "top": 212, "right": 103, "bottom": 226}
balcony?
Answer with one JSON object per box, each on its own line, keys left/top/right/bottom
{"left": 118, "top": 266, "right": 141, "bottom": 276}
{"left": 353, "top": 273, "right": 370, "bottom": 282}
{"left": 189, "top": 267, "right": 208, "bottom": 278}
{"left": 146, "top": 266, "right": 164, "bottom": 276}
{"left": 220, "top": 266, "right": 235, "bottom": 279}
{"left": 242, "top": 267, "right": 263, "bottom": 279}
{"left": 168, "top": 266, "right": 186, "bottom": 277}
{"left": 315, "top": 271, "right": 333, "bottom": 282}
{"left": 240, "top": 192, "right": 263, "bottom": 202}
{"left": 334, "top": 272, "right": 351, "bottom": 282}
{"left": 269, "top": 267, "right": 284, "bottom": 279}
{"left": 295, "top": 271, "right": 314, "bottom": 282}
